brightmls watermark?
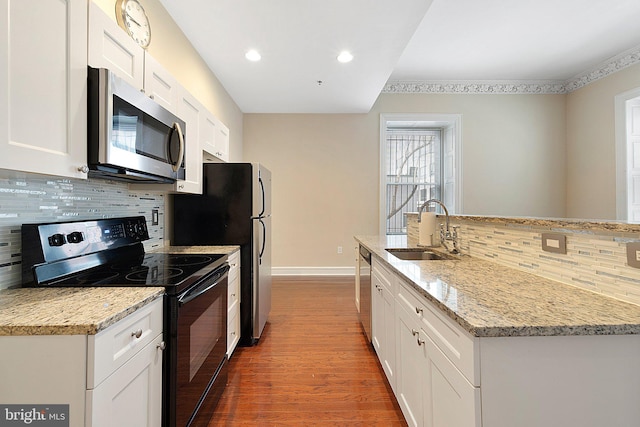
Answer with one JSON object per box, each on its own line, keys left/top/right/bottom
{"left": 0, "top": 405, "right": 69, "bottom": 426}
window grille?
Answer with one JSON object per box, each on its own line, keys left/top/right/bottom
{"left": 385, "top": 129, "right": 441, "bottom": 235}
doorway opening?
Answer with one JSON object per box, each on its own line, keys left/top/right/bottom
{"left": 380, "top": 114, "right": 462, "bottom": 236}
{"left": 615, "top": 88, "right": 640, "bottom": 221}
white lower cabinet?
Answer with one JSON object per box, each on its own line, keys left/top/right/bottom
{"left": 369, "top": 251, "right": 640, "bottom": 427}
{"left": 0, "top": 298, "right": 164, "bottom": 427}
{"left": 86, "top": 298, "right": 164, "bottom": 427}
{"left": 371, "top": 254, "right": 480, "bottom": 427}
{"left": 227, "top": 250, "right": 241, "bottom": 358}
{"left": 86, "top": 333, "right": 163, "bottom": 427}
{"left": 371, "top": 260, "right": 396, "bottom": 390}
{"left": 395, "top": 276, "right": 480, "bottom": 427}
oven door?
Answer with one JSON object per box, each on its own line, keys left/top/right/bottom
{"left": 170, "top": 264, "right": 229, "bottom": 427}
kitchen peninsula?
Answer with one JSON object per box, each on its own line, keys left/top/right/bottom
{"left": 356, "top": 215, "right": 640, "bottom": 427}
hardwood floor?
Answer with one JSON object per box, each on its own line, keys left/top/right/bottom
{"left": 209, "top": 276, "right": 407, "bottom": 426}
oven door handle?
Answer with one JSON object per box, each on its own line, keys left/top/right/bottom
{"left": 178, "top": 264, "right": 230, "bottom": 306}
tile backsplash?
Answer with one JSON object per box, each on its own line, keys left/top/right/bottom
{"left": 407, "top": 213, "right": 640, "bottom": 306}
{"left": 0, "top": 170, "right": 166, "bottom": 289}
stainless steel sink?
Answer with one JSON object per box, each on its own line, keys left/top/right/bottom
{"left": 385, "top": 248, "right": 457, "bottom": 261}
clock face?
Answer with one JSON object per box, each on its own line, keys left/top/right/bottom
{"left": 117, "top": 0, "right": 151, "bottom": 48}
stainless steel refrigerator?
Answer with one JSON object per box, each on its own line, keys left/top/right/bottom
{"left": 172, "top": 163, "right": 271, "bottom": 345}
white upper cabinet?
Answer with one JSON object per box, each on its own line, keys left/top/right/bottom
{"left": 174, "top": 88, "right": 204, "bottom": 194}
{"left": 202, "top": 113, "right": 230, "bottom": 163}
{"left": 143, "top": 53, "right": 179, "bottom": 115}
{"left": 88, "top": 1, "right": 144, "bottom": 90}
{"left": 0, "top": 0, "right": 88, "bottom": 179}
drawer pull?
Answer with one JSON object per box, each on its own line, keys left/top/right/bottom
{"left": 415, "top": 307, "right": 424, "bottom": 315}
{"left": 417, "top": 336, "right": 425, "bottom": 346}
{"left": 157, "top": 341, "right": 166, "bottom": 351}
{"left": 231, "top": 293, "right": 236, "bottom": 297}
{"left": 131, "top": 329, "right": 143, "bottom": 339}
{"left": 411, "top": 328, "right": 419, "bottom": 337}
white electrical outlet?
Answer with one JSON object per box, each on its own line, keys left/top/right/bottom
{"left": 337, "top": 246, "right": 343, "bottom": 254}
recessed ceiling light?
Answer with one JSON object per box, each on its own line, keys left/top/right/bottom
{"left": 337, "top": 51, "right": 353, "bottom": 63}
{"left": 245, "top": 50, "right": 261, "bottom": 62}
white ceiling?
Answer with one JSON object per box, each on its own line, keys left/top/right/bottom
{"left": 158, "top": 0, "right": 640, "bottom": 113}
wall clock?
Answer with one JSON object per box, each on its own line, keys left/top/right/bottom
{"left": 115, "top": 0, "right": 151, "bottom": 49}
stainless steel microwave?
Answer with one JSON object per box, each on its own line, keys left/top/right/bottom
{"left": 87, "top": 67, "right": 186, "bottom": 183}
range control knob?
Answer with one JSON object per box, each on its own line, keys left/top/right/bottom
{"left": 48, "top": 233, "right": 66, "bottom": 247}
{"left": 66, "top": 231, "right": 84, "bottom": 244}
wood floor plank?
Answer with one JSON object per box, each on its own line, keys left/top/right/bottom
{"left": 207, "top": 277, "right": 407, "bottom": 426}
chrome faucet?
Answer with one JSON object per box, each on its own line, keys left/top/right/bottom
{"left": 418, "top": 199, "right": 460, "bottom": 254}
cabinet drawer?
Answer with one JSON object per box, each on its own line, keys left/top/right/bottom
{"left": 372, "top": 258, "right": 395, "bottom": 293}
{"left": 87, "top": 298, "right": 163, "bottom": 389}
{"left": 397, "top": 281, "right": 478, "bottom": 386}
{"left": 228, "top": 273, "right": 240, "bottom": 311}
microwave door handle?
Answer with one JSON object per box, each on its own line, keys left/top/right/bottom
{"left": 172, "top": 122, "right": 185, "bottom": 173}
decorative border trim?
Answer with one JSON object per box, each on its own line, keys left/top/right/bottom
{"left": 383, "top": 44, "right": 640, "bottom": 95}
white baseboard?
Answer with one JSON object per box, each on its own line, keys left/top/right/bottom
{"left": 273, "top": 266, "right": 356, "bottom": 276}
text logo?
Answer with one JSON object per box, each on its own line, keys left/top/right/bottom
{"left": 0, "top": 405, "right": 69, "bottom": 426}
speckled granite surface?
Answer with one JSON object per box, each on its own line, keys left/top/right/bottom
{"left": 155, "top": 245, "right": 240, "bottom": 255}
{"left": 0, "top": 246, "right": 239, "bottom": 337}
{"left": 0, "top": 287, "right": 164, "bottom": 336}
{"left": 406, "top": 212, "right": 640, "bottom": 234}
{"left": 356, "top": 235, "right": 640, "bottom": 337}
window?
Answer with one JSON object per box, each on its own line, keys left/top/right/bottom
{"left": 380, "top": 114, "right": 462, "bottom": 236}
{"left": 385, "top": 128, "right": 441, "bottom": 234}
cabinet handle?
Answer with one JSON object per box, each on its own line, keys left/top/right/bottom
{"left": 230, "top": 331, "right": 236, "bottom": 336}
{"left": 411, "top": 328, "right": 419, "bottom": 337}
{"left": 157, "top": 341, "right": 166, "bottom": 351}
{"left": 415, "top": 307, "right": 423, "bottom": 315}
{"left": 77, "top": 165, "right": 89, "bottom": 174}
{"left": 131, "top": 329, "right": 143, "bottom": 339}
{"left": 417, "top": 337, "right": 425, "bottom": 346}
{"left": 231, "top": 293, "right": 236, "bottom": 297}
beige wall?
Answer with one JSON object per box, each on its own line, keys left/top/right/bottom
{"left": 566, "top": 63, "right": 640, "bottom": 219}
{"left": 92, "top": 0, "right": 244, "bottom": 161}
{"left": 243, "top": 114, "right": 379, "bottom": 271}
{"left": 244, "top": 94, "right": 567, "bottom": 271}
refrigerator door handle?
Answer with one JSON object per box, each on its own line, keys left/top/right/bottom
{"left": 258, "top": 217, "right": 266, "bottom": 263}
{"left": 258, "top": 176, "right": 266, "bottom": 218}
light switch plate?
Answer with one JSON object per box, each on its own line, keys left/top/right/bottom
{"left": 626, "top": 242, "right": 640, "bottom": 268}
{"left": 541, "top": 233, "right": 566, "bottom": 254}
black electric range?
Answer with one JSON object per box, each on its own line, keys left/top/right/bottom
{"left": 21, "top": 216, "right": 230, "bottom": 427}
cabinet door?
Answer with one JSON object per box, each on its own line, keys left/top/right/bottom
{"left": 423, "top": 335, "right": 481, "bottom": 427}
{"left": 0, "top": 0, "right": 88, "bottom": 179}
{"left": 143, "top": 53, "right": 179, "bottom": 114}
{"left": 202, "top": 113, "right": 229, "bottom": 163}
{"left": 175, "top": 89, "right": 203, "bottom": 194}
{"left": 395, "top": 302, "right": 427, "bottom": 427}
{"left": 227, "top": 251, "right": 241, "bottom": 357}
{"left": 87, "top": 334, "right": 164, "bottom": 427}
{"left": 88, "top": 2, "right": 144, "bottom": 90}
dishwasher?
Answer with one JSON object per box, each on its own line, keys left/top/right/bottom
{"left": 358, "top": 245, "right": 372, "bottom": 342}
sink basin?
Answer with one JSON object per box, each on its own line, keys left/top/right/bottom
{"left": 386, "top": 248, "right": 457, "bottom": 261}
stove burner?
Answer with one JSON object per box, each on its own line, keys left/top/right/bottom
{"left": 125, "top": 267, "right": 185, "bottom": 282}
{"left": 66, "top": 270, "right": 120, "bottom": 285}
{"left": 169, "top": 255, "right": 213, "bottom": 267}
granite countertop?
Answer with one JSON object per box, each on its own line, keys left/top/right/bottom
{"left": 356, "top": 235, "right": 640, "bottom": 338}
{"left": 0, "top": 246, "right": 240, "bottom": 337}
{"left": 0, "top": 287, "right": 165, "bottom": 336}
{"left": 155, "top": 245, "right": 240, "bottom": 255}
